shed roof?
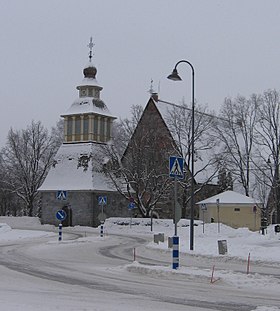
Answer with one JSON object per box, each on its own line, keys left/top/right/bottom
{"left": 196, "top": 190, "right": 261, "bottom": 205}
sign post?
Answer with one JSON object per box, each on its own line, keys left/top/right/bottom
{"left": 98, "top": 196, "right": 107, "bottom": 237}
{"left": 216, "top": 198, "right": 220, "bottom": 233}
{"left": 128, "top": 198, "right": 135, "bottom": 228}
{"left": 201, "top": 203, "right": 207, "bottom": 233}
{"left": 253, "top": 205, "right": 257, "bottom": 231}
{"left": 169, "top": 156, "right": 184, "bottom": 269}
{"left": 56, "top": 210, "right": 67, "bottom": 241}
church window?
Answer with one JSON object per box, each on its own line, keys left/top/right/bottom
{"left": 80, "top": 89, "right": 87, "bottom": 97}
{"left": 93, "top": 117, "right": 98, "bottom": 140}
{"left": 100, "top": 117, "right": 105, "bottom": 141}
{"left": 88, "top": 88, "right": 93, "bottom": 96}
{"left": 75, "top": 117, "right": 81, "bottom": 134}
{"left": 67, "top": 118, "right": 72, "bottom": 141}
{"left": 106, "top": 120, "right": 111, "bottom": 140}
{"left": 83, "top": 116, "right": 89, "bottom": 134}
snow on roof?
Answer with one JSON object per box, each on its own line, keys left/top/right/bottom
{"left": 61, "top": 97, "right": 116, "bottom": 118}
{"left": 196, "top": 190, "right": 261, "bottom": 205}
{"left": 78, "top": 77, "right": 102, "bottom": 88}
{"left": 39, "top": 142, "right": 117, "bottom": 192}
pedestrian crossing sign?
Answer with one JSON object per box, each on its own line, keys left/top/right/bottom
{"left": 98, "top": 196, "right": 107, "bottom": 205}
{"left": 169, "top": 156, "right": 184, "bottom": 179}
{"left": 56, "top": 190, "right": 67, "bottom": 200}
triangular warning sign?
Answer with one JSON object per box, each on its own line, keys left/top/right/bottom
{"left": 170, "top": 158, "right": 183, "bottom": 176}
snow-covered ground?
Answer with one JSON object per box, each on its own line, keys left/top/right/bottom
{"left": 0, "top": 216, "right": 279, "bottom": 311}
{"left": 105, "top": 217, "right": 280, "bottom": 263}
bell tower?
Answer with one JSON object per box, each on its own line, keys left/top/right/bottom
{"left": 61, "top": 37, "right": 116, "bottom": 144}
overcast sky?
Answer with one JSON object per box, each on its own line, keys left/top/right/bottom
{"left": 1, "top": 0, "right": 280, "bottom": 146}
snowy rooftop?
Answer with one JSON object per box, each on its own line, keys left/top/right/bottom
{"left": 78, "top": 77, "right": 102, "bottom": 88}
{"left": 61, "top": 97, "right": 116, "bottom": 118}
{"left": 197, "top": 190, "right": 261, "bottom": 205}
{"left": 39, "top": 142, "right": 117, "bottom": 191}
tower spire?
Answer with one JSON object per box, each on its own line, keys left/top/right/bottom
{"left": 87, "top": 37, "right": 94, "bottom": 62}
{"left": 148, "top": 78, "right": 158, "bottom": 101}
{"left": 148, "top": 79, "right": 154, "bottom": 95}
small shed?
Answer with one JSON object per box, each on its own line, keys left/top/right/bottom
{"left": 196, "top": 190, "right": 262, "bottom": 231}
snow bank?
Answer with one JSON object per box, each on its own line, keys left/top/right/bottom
{"left": 0, "top": 216, "right": 41, "bottom": 228}
{"left": 124, "top": 261, "right": 280, "bottom": 292}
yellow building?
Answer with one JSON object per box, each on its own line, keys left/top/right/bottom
{"left": 197, "top": 190, "right": 262, "bottom": 231}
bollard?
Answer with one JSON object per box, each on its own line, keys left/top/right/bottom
{"left": 100, "top": 222, "right": 104, "bottom": 237}
{"left": 133, "top": 247, "right": 136, "bottom": 262}
{"left": 210, "top": 265, "right": 215, "bottom": 283}
{"left": 58, "top": 223, "right": 62, "bottom": 241}
{"left": 172, "top": 236, "right": 179, "bottom": 269}
{"left": 247, "top": 253, "right": 251, "bottom": 274}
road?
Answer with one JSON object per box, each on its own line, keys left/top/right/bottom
{"left": 0, "top": 229, "right": 279, "bottom": 310}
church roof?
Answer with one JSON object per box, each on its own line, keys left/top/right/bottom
{"left": 197, "top": 190, "right": 261, "bottom": 205}
{"left": 61, "top": 60, "right": 115, "bottom": 118}
{"left": 61, "top": 97, "right": 115, "bottom": 118}
{"left": 39, "top": 142, "right": 116, "bottom": 192}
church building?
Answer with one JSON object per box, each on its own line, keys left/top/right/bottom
{"left": 39, "top": 39, "right": 128, "bottom": 227}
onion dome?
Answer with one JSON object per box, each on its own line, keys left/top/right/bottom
{"left": 83, "top": 63, "right": 97, "bottom": 79}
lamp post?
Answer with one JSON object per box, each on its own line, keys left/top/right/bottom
{"left": 167, "top": 60, "right": 195, "bottom": 251}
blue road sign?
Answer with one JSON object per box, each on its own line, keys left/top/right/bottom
{"left": 56, "top": 210, "right": 67, "bottom": 221}
{"left": 56, "top": 190, "right": 67, "bottom": 200}
{"left": 98, "top": 196, "right": 107, "bottom": 205}
{"left": 169, "top": 156, "right": 184, "bottom": 179}
{"left": 128, "top": 202, "right": 136, "bottom": 210}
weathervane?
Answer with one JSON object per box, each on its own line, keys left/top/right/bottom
{"left": 149, "top": 79, "right": 154, "bottom": 94}
{"left": 87, "top": 37, "right": 94, "bottom": 62}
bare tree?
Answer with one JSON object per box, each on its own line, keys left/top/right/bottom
{"left": 165, "top": 102, "right": 221, "bottom": 217}
{"left": 112, "top": 105, "right": 143, "bottom": 156}
{"left": 51, "top": 119, "right": 64, "bottom": 147}
{"left": 104, "top": 103, "right": 174, "bottom": 218}
{"left": 0, "top": 121, "right": 60, "bottom": 216}
{"left": 215, "top": 95, "right": 260, "bottom": 196}
{"left": 253, "top": 89, "right": 280, "bottom": 223}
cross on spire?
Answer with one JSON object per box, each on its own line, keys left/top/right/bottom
{"left": 87, "top": 37, "right": 94, "bottom": 62}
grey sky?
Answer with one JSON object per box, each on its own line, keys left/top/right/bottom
{"left": 1, "top": 0, "right": 280, "bottom": 146}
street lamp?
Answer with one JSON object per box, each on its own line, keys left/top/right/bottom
{"left": 167, "top": 60, "right": 195, "bottom": 251}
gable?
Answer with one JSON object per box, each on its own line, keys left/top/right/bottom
{"left": 122, "top": 98, "right": 177, "bottom": 161}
